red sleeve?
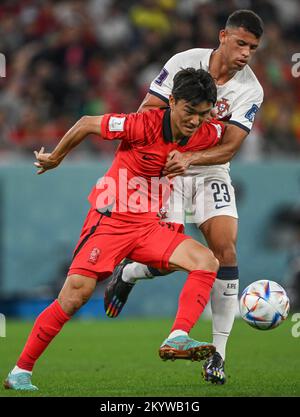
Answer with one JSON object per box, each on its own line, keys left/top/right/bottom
{"left": 190, "top": 119, "right": 224, "bottom": 150}
{"left": 101, "top": 112, "right": 147, "bottom": 146}
{"left": 203, "top": 119, "right": 225, "bottom": 148}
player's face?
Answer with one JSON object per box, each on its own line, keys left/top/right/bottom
{"left": 170, "top": 97, "right": 213, "bottom": 137}
{"left": 220, "top": 27, "right": 260, "bottom": 70}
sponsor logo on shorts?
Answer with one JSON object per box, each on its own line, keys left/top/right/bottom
{"left": 215, "top": 204, "right": 230, "bottom": 209}
{"left": 88, "top": 247, "right": 101, "bottom": 264}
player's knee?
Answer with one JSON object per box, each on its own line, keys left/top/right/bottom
{"left": 213, "top": 242, "right": 237, "bottom": 266}
{"left": 58, "top": 291, "right": 88, "bottom": 315}
{"left": 59, "top": 295, "right": 82, "bottom": 315}
{"left": 189, "top": 248, "right": 219, "bottom": 273}
{"left": 202, "top": 250, "right": 219, "bottom": 272}
{"left": 58, "top": 275, "right": 95, "bottom": 315}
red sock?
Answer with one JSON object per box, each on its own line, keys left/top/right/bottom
{"left": 17, "top": 300, "right": 70, "bottom": 371}
{"left": 171, "top": 270, "right": 217, "bottom": 333}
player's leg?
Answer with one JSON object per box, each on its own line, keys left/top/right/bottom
{"left": 158, "top": 238, "right": 219, "bottom": 361}
{"left": 200, "top": 215, "right": 238, "bottom": 384}
{"left": 4, "top": 209, "right": 129, "bottom": 391}
{"left": 201, "top": 215, "right": 238, "bottom": 356}
{"left": 199, "top": 177, "right": 239, "bottom": 357}
{"left": 130, "top": 224, "right": 220, "bottom": 360}
{"left": 4, "top": 274, "right": 97, "bottom": 391}
{"left": 193, "top": 175, "right": 238, "bottom": 383}
{"left": 119, "top": 260, "right": 166, "bottom": 284}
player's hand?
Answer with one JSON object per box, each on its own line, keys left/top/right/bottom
{"left": 33, "top": 147, "right": 60, "bottom": 175}
{"left": 162, "top": 150, "right": 192, "bottom": 179}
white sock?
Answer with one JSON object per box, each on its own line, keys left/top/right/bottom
{"left": 11, "top": 365, "right": 32, "bottom": 375}
{"left": 168, "top": 330, "right": 188, "bottom": 339}
{"left": 211, "top": 278, "right": 239, "bottom": 360}
{"left": 122, "top": 262, "right": 155, "bottom": 284}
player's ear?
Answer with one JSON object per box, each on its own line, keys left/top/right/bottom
{"left": 169, "top": 95, "right": 175, "bottom": 110}
{"left": 219, "top": 29, "right": 226, "bottom": 45}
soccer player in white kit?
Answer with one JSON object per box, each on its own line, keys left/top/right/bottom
{"left": 104, "top": 10, "right": 264, "bottom": 384}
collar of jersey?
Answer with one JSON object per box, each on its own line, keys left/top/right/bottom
{"left": 162, "top": 108, "right": 189, "bottom": 146}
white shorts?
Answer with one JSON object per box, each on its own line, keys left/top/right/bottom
{"left": 164, "top": 171, "right": 238, "bottom": 228}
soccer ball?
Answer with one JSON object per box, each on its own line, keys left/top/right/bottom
{"left": 239, "top": 280, "right": 290, "bottom": 330}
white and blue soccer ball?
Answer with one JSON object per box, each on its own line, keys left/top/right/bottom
{"left": 239, "top": 280, "right": 290, "bottom": 330}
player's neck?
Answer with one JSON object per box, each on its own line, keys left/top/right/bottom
{"left": 170, "top": 123, "right": 186, "bottom": 143}
{"left": 172, "top": 129, "right": 185, "bottom": 142}
{"left": 209, "top": 49, "right": 237, "bottom": 85}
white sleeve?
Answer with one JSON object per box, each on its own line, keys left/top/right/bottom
{"left": 149, "top": 52, "right": 184, "bottom": 103}
{"left": 228, "top": 85, "right": 264, "bottom": 133}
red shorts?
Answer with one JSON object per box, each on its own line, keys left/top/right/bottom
{"left": 68, "top": 209, "right": 191, "bottom": 281}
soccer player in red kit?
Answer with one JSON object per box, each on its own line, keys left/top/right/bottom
{"left": 4, "top": 68, "right": 224, "bottom": 391}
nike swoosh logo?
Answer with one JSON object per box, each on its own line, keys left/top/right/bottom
{"left": 223, "top": 292, "right": 238, "bottom": 296}
{"left": 215, "top": 204, "right": 230, "bottom": 209}
{"left": 142, "top": 155, "right": 156, "bottom": 161}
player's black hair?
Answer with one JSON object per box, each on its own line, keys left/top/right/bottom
{"left": 226, "top": 10, "right": 264, "bottom": 39}
{"left": 172, "top": 68, "right": 217, "bottom": 106}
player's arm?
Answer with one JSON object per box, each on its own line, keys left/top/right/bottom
{"left": 34, "top": 116, "right": 103, "bottom": 174}
{"left": 163, "top": 124, "right": 247, "bottom": 176}
{"left": 189, "top": 124, "right": 248, "bottom": 164}
{"left": 138, "top": 52, "right": 184, "bottom": 112}
{"left": 137, "top": 93, "right": 168, "bottom": 113}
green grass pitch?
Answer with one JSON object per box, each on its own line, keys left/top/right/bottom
{"left": 0, "top": 317, "right": 299, "bottom": 397}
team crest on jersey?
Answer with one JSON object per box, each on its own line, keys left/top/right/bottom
{"left": 215, "top": 98, "right": 230, "bottom": 117}
{"left": 88, "top": 247, "right": 101, "bottom": 264}
{"left": 245, "top": 104, "right": 259, "bottom": 122}
{"left": 154, "top": 68, "right": 169, "bottom": 86}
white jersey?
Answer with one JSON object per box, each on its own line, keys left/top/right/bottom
{"left": 149, "top": 48, "right": 264, "bottom": 176}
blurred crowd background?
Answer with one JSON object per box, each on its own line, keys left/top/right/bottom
{"left": 0, "top": 0, "right": 299, "bottom": 161}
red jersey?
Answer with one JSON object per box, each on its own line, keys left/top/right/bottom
{"left": 88, "top": 108, "right": 224, "bottom": 221}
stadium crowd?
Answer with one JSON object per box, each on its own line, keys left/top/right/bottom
{"left": 0, "top": 0, "right": 299, "bottom": 160}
